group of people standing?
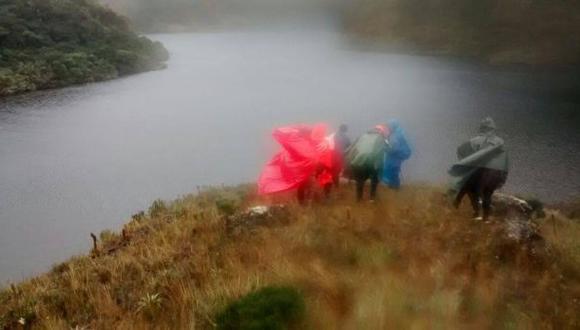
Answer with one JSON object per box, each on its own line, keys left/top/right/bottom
{"left": 257, "top": 120, "right": 412, "bottom": 203}
{"left": 257, "top": 117, "right": 509, "bottom": 222}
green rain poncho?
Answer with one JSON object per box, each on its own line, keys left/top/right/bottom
{"left": 448, "top": 117, "right": 510, "bottom": 198}
{"left": 345, "top": 130, "right": 387, "bottom": 171}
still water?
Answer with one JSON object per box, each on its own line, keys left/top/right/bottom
{"left": 0, "top": 28, "right": 579, "bottom": 283}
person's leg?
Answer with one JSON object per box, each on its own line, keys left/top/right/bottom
{"left": 467, "top": 189, "right": 480, "bottom": 218}
{"left": 355, "top": 179, "right": 364, "bottom": 202}
{"left": 455, "top": 168, "right": 478, "bottom": 208}
{"left": 453, "top": 183, "right": 469, "bottom": 209}
{"left": 455, "top": 169, "right": 483, "bottom": 218}
{"left": 480, "top": 169, "right": 504, "bottom": 221}
{"left": 297, "top": 179, "right": 312, "bottom": 205}
{"left": 332, "top": 170, "right": 340, "bottom": 188}
{"left": 297, "top": 184, "right": 306, "bottom": 205}
{"left": 473, "top": 183, "right": 485, "bottom": 220}
{"left": 323, "top": 183, "right": 332, "bottom": 199}
{"left": 482, "top": 188, "right": 493, "bottom": 221}
{"left": 389, "top": 165, "right": 401, "bottom": 189}
{"left": 370, "top": 169, "right": 379, "bottom": 201}
{"left": 352, "top": 167, "right": 365, "bottom": 202}
{"left": 296, "top": 183, "right": 308, "bottom": 205}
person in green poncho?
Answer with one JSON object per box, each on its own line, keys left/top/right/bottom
{"left": 345, "top": 125, "right": 389, "bottom": 202}
{"left": 449, "top": 117, "right": 509, "bottom": 221}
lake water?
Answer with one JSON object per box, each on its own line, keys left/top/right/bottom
{"left": 1, "top": 26, "right": 579, "bottom": 284}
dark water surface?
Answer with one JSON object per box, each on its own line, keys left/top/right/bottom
{"left": 1, "top": 29, "right": 579, "bottom": 283}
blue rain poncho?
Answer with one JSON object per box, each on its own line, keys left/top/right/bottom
{"left": 382, "top": 120, "right": 412, "bottom": 188}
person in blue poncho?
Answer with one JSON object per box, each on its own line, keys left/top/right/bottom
{"left": 382, "top": 120, "right": 412, "bottom": 189}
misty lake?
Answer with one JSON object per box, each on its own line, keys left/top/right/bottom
{"left": 1, "top": 27, "right": 579, "bottom": 283}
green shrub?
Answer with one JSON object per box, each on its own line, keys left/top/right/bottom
{"left": 216, "top": 286, "right": 305, "bottom": 330}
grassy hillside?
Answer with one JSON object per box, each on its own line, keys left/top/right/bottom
{"left": 0, "top": 0, "right": 169, "bottom": 97}
{"left": 1, "top": 184, "right": 578, "bottom": 329}
{"left": 343, "top": 0, "right": 580, "bottom": 66}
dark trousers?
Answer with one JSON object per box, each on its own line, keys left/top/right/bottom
{"left": 297, "top": 180, "right": 331, "bottom": 205}
{"left": 297, "top": 181, "right": 310, "bottom": 205}
{"left": 352, "top": 166, "right": 379, "bottom": 201}
{"left": 454, "top": 168, "right": 507, "bottom": 219}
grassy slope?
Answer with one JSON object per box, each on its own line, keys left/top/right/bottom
{"left": 343, "top": 0, "right": 580, "bottom": 66}
{"left": 0, "top": 0, "right": 169, "bottom": 97}
{"left": 0, "top": 185, "right": 579, "bottom": 329}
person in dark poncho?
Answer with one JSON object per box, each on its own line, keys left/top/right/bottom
{"left": 449, "top": 117, "right": 509, "bottom": 221}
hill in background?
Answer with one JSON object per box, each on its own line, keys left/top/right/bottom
{"left": 98, "top": 0, "right": 336, "bottom": 32}
{"left": 0, "top": 0, "right": 169, "bottom": 97}
{"left": 342, "top": 0, "right": 580, "bottom": 66}
{"left": 99, "top": 0, "right": 580, "bottom": 66}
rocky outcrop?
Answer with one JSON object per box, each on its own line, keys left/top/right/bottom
{"left": 492, "top": 193, "right": 543, "bottom": 242}
{"left": 489, "top": 193, "right": 550, "bottom": 267}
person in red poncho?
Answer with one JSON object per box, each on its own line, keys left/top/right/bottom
{"left": 257, "top": 124, "right": 338, "bottom": 203}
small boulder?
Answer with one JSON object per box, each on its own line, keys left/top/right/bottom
{"left": 225, "top": 205, "right": 290, "bottom": 235}
{"left": 492, "top": 193, "right": 543, "bottom": 243}
{"left": 492, "top": 193, "right": 533, "bottom": 220}
{"left": 489, "top": 193, "right": 549, "bottom": 266}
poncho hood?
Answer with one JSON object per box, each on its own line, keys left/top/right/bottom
{"left": 479, "top": 117, "right": 497, "bottom": 134}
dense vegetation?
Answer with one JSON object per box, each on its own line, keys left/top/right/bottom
{"left": 343, "top": 0, "right": 580, "bottom": 65}
{"left": 0, "top": 0, "right": 169, "bottom": 97}
{"left": 0, "top": 184, "right": 578, "bottom": 329}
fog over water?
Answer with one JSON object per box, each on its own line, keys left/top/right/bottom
{"left": 1, "top": 18, "right": 579, "bottom": 283}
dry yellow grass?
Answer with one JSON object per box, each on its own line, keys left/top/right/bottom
{"left": 1, "top": 184, "right": 579, "bottom": 329}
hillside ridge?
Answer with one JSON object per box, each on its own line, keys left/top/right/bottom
{"left": 1, "top": 184, "right": 578, "bottom": 329}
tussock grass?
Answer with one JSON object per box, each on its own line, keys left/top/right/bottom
{"left": 1, "top": 184, "right": 579, "bottom": 329}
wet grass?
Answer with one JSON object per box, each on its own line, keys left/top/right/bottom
{"left": 0, "top": 184, "right": 578, "bottom": 329}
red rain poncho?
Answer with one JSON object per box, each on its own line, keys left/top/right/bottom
{"left": 258, "top": 124, "right": 337, "bottom": 195}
